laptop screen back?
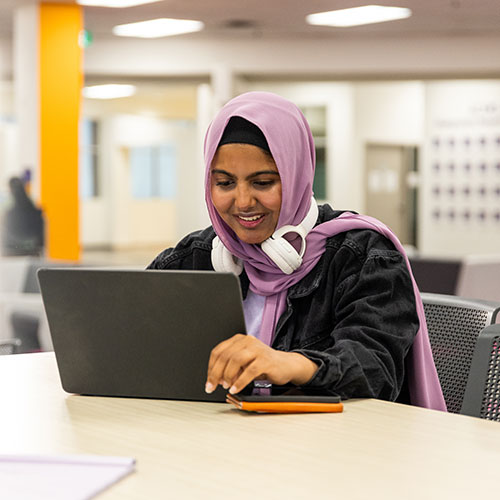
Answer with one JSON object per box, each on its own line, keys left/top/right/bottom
{"left": 38, "top": 269, "right": 246, "bottom": 402}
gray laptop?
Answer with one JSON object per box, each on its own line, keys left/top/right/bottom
{"left": 37, "top": 269, "right": 246, "bottom": 402}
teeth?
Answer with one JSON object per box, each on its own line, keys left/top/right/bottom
{"left": 239, "top": 215, "right": 263, "bottom": 221}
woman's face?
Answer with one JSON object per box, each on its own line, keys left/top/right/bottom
{"left": 210, "top": 144, "right": 282, "bottom": 245}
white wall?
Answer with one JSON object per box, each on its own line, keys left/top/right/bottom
{"left": 0, "top": 38, "right": 11, "bottom": 79}
{"left": 13, "top": 4, "right": 39, "bottom": 202}
{"left": 2, "top": 32, "right": 500, "bottom": 80}
{"left": 82, "top": 35, "right": 500, "bottom": 79}
{"left": 180, "top": 83, "right": 212, "bottom": 238}
{"left": 0, "top": 81, "right": 18, "bottom": 207}
{"left": 0, "top": 80, "right": 13, "bottom": 117}
{"left": 354, "top": 82, "right": 425, "bottom": 144}
{"left": 421, "top": 80, "right": 500, "bottom": 256}
{"left": 0, "top": 123, "right": 19, "bottom": 182}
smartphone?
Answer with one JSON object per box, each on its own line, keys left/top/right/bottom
{"left": 233, "top": 394, "right": 341, "bottom": 403}
{"left": 226, "top": 391, "right": 343, "bottom": 413}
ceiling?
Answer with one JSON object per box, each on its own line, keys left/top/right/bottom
{"left": 1, "top": 0, "right": 500, "bottom": 41}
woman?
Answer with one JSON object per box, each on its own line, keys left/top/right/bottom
{"left": 149, "top": 91, "right": 446, "bottom": 410}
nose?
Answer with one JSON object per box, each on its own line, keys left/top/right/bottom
{"left": 234, "top": 184, "right": 255, "bottom": 212}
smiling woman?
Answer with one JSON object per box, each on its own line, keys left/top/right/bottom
{"left": 210, "top": 142, "right": 282, "bottom": 245}
{"left": 148, "top": 91, "right": 446, "bottom": 411}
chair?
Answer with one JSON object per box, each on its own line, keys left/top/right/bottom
{"left": 421, "top": 293, "right": 500, "bottom": 420}
{"left": 409, "top": 257, "right": 462, "bottom": 295}
{"left": 456, "top": 255, "right": 500, "bottom": 304}
{"left": 10, "top": 311, "right": 41, "bottom": 352}
{"left": 0, "top": 338, "right": 22, "bottom": 355}
{"left": 462, "top": 323, "right": 500, "bottom": 421}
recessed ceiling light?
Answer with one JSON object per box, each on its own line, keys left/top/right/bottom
{"left": 82, "top": 84, "right": 137, "bottom": 99}
{"left": 112, "top": 18, "right": 204, "bottom": 38}
{"left": 306, "top": 5, "right": 412, "bottom": 28}
{"left": 77, "top": 0, "right": 162, "bottom": 7}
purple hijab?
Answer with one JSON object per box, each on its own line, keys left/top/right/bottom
{"left": 204, "top": 91, "right": 446, "bottom": 411}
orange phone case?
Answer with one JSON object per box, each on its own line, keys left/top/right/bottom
{"left": 226, "top": 393, "right": 344, "bottom": 413}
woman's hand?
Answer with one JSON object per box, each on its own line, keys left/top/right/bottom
{"left": 205, "top": 334, "right": 318, "bottom": 395}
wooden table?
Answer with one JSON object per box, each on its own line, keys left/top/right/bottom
{"left": 2, "top": 352, "right": 499, "bottom": 499}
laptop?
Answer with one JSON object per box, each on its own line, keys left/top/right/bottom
{"left": 37, "top": 269, "right": 246, "bottom": 403}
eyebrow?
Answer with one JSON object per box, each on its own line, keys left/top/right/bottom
{"left": 211, "top": 169, "right": 280, "bottom": 180}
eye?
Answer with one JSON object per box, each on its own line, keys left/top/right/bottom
{"left": 215, "top": 179, "right": 234, "bottom": 188}
{"left": 253, "top": 179, "right": 275, "bottom": 188}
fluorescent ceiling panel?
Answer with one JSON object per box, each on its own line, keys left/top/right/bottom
{"left": 113, "top": 18, "right": 204, "bottom": 38}
{"left": 82, "top": 84, "right": 137, "bottom": 99}
{"left": 77, "top": 0, "right": 162, "bottom": 7}
{"left": 306, "top": 5, "right": 412, "bottom": 28}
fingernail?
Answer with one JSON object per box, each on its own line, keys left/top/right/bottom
{"left": 229, "top": 385, "right": 237, "bottom": 394}
{"left": 205, "top": 382, "right": 214, "bottom": 394}
{"left": 222, "top": 381, "right": 230, "bottom": 389}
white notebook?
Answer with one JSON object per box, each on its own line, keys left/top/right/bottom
{"left": 0, "top": 454, "right": 135, "bottom": 500}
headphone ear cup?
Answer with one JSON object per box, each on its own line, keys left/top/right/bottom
{"left": 261, "top": 237, "right": 301, "bottom": 275}
{"left": 221, "top": 245, "right": 240, "bottom": 272}
{"left": 260, "top": 197, "right": 317, "bottom": 274}
{"left": 211, "top": 236, "right": 243, "bottom": 275}
{"left": 211, "top": 236, "right": 223, "bottom": 271}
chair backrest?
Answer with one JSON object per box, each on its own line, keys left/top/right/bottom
{"left": 455, "top": 255, "right": 500, "bottom": 303}
{"left": 421, "top": 293, "right": 500, "bottom": 414}
{"left": 462, "top": 323, "right": 500, "bottom": 421}
{"left": 410, "top": 257, "right": 462, "bottom": 295}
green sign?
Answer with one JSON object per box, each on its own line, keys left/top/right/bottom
{"left": 79, "top": 29, "right": 93, "bottom": 49}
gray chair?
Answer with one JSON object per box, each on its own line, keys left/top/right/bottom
{"left": 10, "top": 311, "right": 41, "bottom": 352}
{"left": 0, "top": 338, "right": 22, "bottom": 355}
{"left": 421, "top": 293, "right": 500, "bottom": 420}
{"left": 410, "top": 257, "right": 462, "bottom": 295}
{"left": 462, "top": 323, "right": 500, "bottom": 421}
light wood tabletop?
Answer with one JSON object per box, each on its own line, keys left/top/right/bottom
{"left": 2, "top": 352, "right": 500, "bottom": 499}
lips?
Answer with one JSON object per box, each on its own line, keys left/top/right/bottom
{"left": 239, "top": 214, "right": 262, "bottom": 221}
{"left": 235, "top": 213, "right": 266, "bottom": 228}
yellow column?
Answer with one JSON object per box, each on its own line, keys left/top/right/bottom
{"left": 39, "top": 3, "right": 82, "bottom": 261}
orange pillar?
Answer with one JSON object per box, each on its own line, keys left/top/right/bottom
{"left": 39, "top": 3, "right": 82, "bottom": 261}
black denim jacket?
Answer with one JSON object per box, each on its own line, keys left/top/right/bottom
{"left": 148, "top": 204, "right": 418, "bottom": 402}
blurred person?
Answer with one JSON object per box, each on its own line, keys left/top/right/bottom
{"left": 1, "top": 176, "right": 45, "bottom": 257}
{"left": 148, "top": 92, "right": 446, "bottom": 410}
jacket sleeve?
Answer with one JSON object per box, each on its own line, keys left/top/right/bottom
{"left": 294, "top": 240, "right": 418, "bottom": 401}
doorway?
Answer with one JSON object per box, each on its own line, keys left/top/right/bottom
{"left": 365, "top": 143, "right": 418, "bottom": 247}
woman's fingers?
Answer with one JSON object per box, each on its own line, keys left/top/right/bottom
{"left": 205, "top": 335, "right": 318, "bottom": 394}
{"left": 227, "top": 358, "right": 267, "bottom": 394}
{"left": 205, "top": 334, "right": 248, "bottom": 393}
{"left": 221, "top": 348, "right": 257, "bottom": 388}
{"left": 205, "top": 335, "right": 290, "bottom": 393}
{"left": 228, "top": 350, "right": 298, "bottom": 393}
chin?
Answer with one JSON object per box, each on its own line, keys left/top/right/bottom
{"left": 234, "top": 230, "right": 269, "bottom": 245}
{"left": 238, "top": 235, "right": 265, "bottom": 245}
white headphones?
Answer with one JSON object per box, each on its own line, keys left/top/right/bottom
{"left": 211, "top": 235, "right": 244, "bottom": 275}
{"left": 211, "top": 197, "right": 318, "bottom": 275}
